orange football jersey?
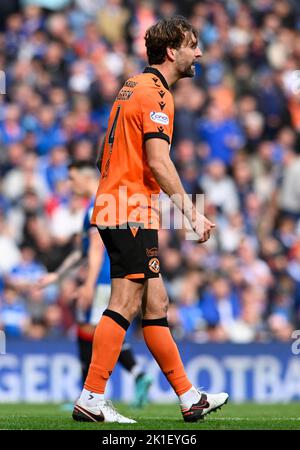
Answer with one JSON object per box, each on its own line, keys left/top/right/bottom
{"left": 91, "top": 67, "right": 174, "bottom": 229}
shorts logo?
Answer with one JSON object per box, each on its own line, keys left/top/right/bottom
{"left": 150, "top": 112, "right": 169, "bottom": 125}
{"left": 149, "top": 257, "right": 160, "bottom": 273}
{"left": 146, "top": 247, "right": 158, "bottom": 257}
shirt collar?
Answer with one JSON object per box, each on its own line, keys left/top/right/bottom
{"left": 143, "top": 66, "right": 169, "bottom": 91}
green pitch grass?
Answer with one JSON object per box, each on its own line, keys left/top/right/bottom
{"left": 0, "top": 403, "right": 299, "bottom": 430}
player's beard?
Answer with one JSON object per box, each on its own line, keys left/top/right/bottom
{"left": 179, "top": 61, "right": 196, "bottom": 78}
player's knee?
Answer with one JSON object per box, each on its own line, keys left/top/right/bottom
{"left": 144, "top": 294, "right": 169, "bottom": 318}
{"left": 109, "top": 295, "right": 141, "bottom": 322}
{"left": 158, "top": 294, "right": 169, "bottom": 315}
{"left": 128, "top": 301, "right": 142, "bottom": 319}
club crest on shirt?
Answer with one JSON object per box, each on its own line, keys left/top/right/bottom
{"left": 149, "top": 257, "right": 160, "bottom": 273}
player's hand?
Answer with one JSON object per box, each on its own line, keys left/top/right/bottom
{"left": 192, "top": 214, "right": 216, "bottom": 243}
{"left": 77, "top": 284, "right": 94, "bottom": 311}
{"left": 35, "top": 273, "right": 59, "bottom": 289}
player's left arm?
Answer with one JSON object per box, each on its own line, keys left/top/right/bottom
{"left": 141, "top": 90, "right": 214, "bottom": 242}
{"left": 77, "top": 228, "right": 104, "bottom": 310}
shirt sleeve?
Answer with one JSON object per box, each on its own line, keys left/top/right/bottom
{"left": 140, "top": 90, "right": 174, "bottom": 145}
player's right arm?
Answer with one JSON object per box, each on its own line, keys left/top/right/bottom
{"left": 36, "top": 249, "right": 82, "bottom": 289}
{"left": 77, "top": 228, "right": 105, "bottom": 311}
{"left": 145, "top": 138, "right": 215, "bottom": 242}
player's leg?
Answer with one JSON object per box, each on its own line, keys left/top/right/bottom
{"left": 91, "top": 283, "right": 153, "bottom": 407}
{"left": 87, "top": 284, "right": 144, "bottom": 379}
{"left": 77, "top": 278, "right": 144, "bottom": 387}
{"left": 73, "top": 277, "right": 144, "bottom": 423}
{"left": 141, "top": 276, "right": 193, "bottom": 397}
{"left": 142, "top": 276, "right": 228, "bottom": 422}
{"left": 90, "top": 281, "right": 152, "bottom": 407}
{"left": 80, "top": 280, "right": 151, "bottom": 409}
{"left": 76, "top": 283, "right": 109, "bottom": 387}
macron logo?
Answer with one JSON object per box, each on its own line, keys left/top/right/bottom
{"left": 150, "top": 111, "right": 169, "bottom": 125}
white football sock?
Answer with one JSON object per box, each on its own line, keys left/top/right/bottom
{"left": 79, "top": 388, "right": 104, "bottom": 405}
{"left": 179, "top": 386, "right": 201, "bottom": 408}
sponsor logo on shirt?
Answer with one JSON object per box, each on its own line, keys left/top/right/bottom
{"left": 150, "top": 111, "right": 169, "bottom": 125}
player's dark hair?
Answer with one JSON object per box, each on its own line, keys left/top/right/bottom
{"left": 68, "top": 160, "right": 96, "bottom": 171}
{"left": 145, "top": 16, "right": 199, "bottom": 65}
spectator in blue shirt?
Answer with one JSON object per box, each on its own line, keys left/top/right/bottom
{"left": 199, "top": 275, "right": 241, "bottom": 328}
{"left": 8, "top": 244, "right": 46, "bottom": 287}
{"left": 45, "top": 145, "right": 69, "bottom": 193}
{"left": 197, "top": 102, "right": 245, "bottom": 166}
{"left": 0, "top": 284, "right": 29, "bottom": 337}
{"left": 35, "top": 106, "right": 66, "bottom": 156}
{"left": 0, "top": 105, "right": 25, "bottom": 146}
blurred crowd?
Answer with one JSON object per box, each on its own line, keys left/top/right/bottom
{"left": 0, "top": 0, "right": 300, "bottom": 343}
